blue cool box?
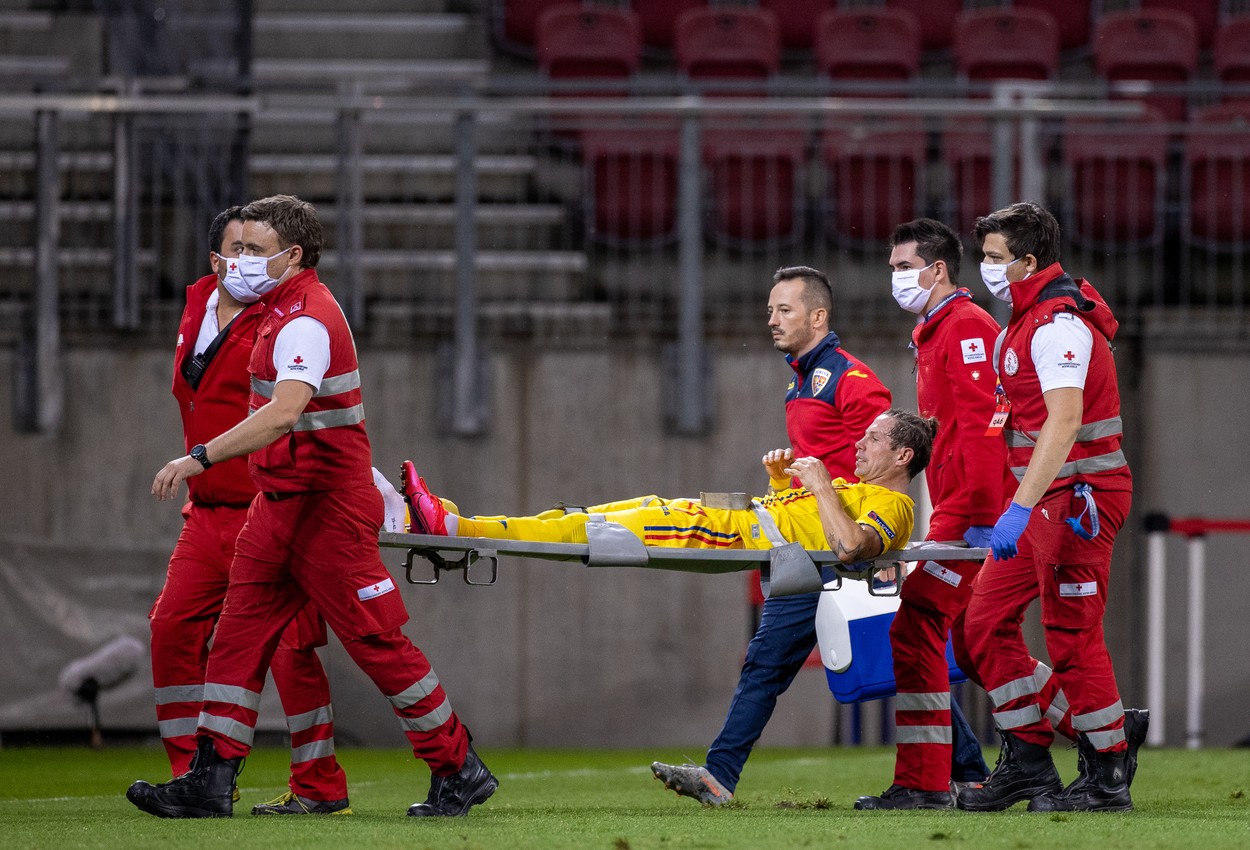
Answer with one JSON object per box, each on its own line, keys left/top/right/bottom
{"left": 815, "top": 581, "right": 968, "bottom": 704}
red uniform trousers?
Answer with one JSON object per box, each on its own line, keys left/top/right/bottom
{"left": 200, "top": 484, "right": 469, "bottom": 775}
{"left": 963, "top": 486, "right": 1131, "bottom": 752}
{"left": 150, "top": 501, "right": 348, "bottom": 801}
{"left": 890, "top": 509, "right": 983, "bottom": 792}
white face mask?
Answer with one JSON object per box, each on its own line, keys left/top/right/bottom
{"left": 215, "top": 252, "right": 256, "bottom": 303}
{"left": 236, "top": 247, "right": 293, "bottom": 300}
{"left": 891, "top": 262, "right": 935, "bottom": 315}
{"left": 980, "top": 257, "right": 1023, "bottom": 303}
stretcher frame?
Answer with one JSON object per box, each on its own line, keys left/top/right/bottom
{"left": 378, "top": 530, "right": 988, "bottom": 598}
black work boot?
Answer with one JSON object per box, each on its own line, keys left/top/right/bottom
{"left": 955, "top": 731, "right": 1063, "bottom": 811}
{"left": 126, "top": 737, "right": 243, "bottom": 818}
{"left": 407, "top": 744, "right": 498, "bottom": 817}
{"left": 1028, "top": 733, "right": 1132, "bottom": 812}
{"left": 854, "top": 784, "right": 953, "bottom": 810}
{"left": 1123, "top": 708, "right": 1149, "bottom": 787}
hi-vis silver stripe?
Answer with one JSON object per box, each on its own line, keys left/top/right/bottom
{"left": 203, "top": 682, "right": 261, "bottom": 712}
{"left": 198, "top": 711, "right": 255, "bottom": 747}
{"left": 1011, "top": 449, "right": 1127, "bottom": 482}
{"left": 896, "top": 692, "right": 951, "bottom": 712}
{"left": 751, "top": 500, "right": 788, "bottom": 548}
{"left": 1073, "top": 700, "right": 1124, "bottom": 731}
{"left": 292, "top": 738, "right": 336, "bottom": 763}
{"left": 993, "top": 705, "right": 1042, "bottom": 729}
{"left": 387, "top": 670, "right": 440, "bottom": 710}
{"left": 896, "top": 725, "right": 953, "bottom": 745}
{"left": 1085, "top": 727, "right": 1126, "bottom": 749}
{"left": 251, "top": 369, "right": 361, "bottom": 400}
{"left": 398, "top": 696, "right": 453, "bottom": 732}
{"left": 158, "top": 717, "right": 199, "bottom": 739}
{"left": 155, "top": 684, "right": 204, "bottom": 705}
{"left": 988, "top": 672, "right": 1040, "bottom": 707}
{"left": 1005, "top": 417, "right": 1123, "bottom": 449}
{"left": 1046, "top": 689, "right": 1071, "bottom": 726}
{"left": 287, "top": 705, "right": 333, "bottom": 734}
{"left": 293, "top": 404, "right": 365, "bottom": 432}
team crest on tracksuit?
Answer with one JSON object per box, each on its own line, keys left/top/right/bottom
{"left": 811, "top": 368, "right": 832, "bottom": 396}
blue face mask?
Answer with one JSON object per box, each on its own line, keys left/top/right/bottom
{"left": 235, "top": 247, "right": 293, "bottom": 300}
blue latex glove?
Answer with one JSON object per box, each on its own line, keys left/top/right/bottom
{"left": 962, "top": 524, "right": 994, "bottom": 549}
{"left": 990, "top": 502, "right": 1032, "bottom": 560}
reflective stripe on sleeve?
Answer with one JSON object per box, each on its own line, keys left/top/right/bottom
{"left": 155, "top": 684, "right": 205, "bottom": 705}
{"left": 287, "top": 705, "right": 333, "bottom": 734}
{"left": 203, "top": 682, "right": 261, "bottom": 712}
{"left": 198, "top": 711, "right": 256, "bottom": 747}
{"left": 988, "top": 672, "right": 1040, "bottom": 707}
{"left": 1073, "top": 700, "right": 1124, "bottom": 732}
{"left": 158, "top": 717, "right": 199, "bottom": 739}
{"left": 896, "top": 725, "right": 953, "bottom": 745}
{"left": 993, "top": 705, "right": 1042, "bottom": 729}
{"left": 293, "top": 404, "right": 365, "bottom": 432}
{"left": 398, "top": 696, "right": 453, "bottom": 733}
{"left": 895, "top": 691, "right": 951, "bottom": 712}
{"left": 291, "top": 737, "right": 336, "bottom": 764}
{"left": 387, "top": 670, "right": 441, "bottom": 710}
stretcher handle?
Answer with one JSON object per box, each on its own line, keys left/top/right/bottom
{"left": 403, "top": 546, "right": 499, "bottom": 587}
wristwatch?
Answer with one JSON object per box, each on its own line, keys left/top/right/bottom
{"left": 190, "top": 444, "right": 213, "bottom": 470}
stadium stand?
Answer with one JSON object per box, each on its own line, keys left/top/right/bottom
{"left": 673, "top": 7, "right": 781, "bottom": 90}
{"left": 1214, "top": 15, "right": 1250, "bottom": 97}
{"left": 884, "top": 0, "right": 962, "bottom": 51}
{"left": 632, "top": 0, "right": 708, "bottom": 51}
{"left": 822, "top": 119, "right": 927, "bottom": 245}
{"left": 1140, "top": 0, "right": 1220, "bottom": 50}
{"left": 1013, "top": 0, "right": 1091, "bottom": 52}
{"left": 758, "top": 0, "right": 837, "bottom": 51}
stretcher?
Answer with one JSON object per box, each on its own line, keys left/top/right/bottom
{"left": 378, "top": 527, "right": 987, "bottom": 703}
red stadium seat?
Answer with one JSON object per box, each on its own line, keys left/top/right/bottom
{"left": 1185, "top": 103, "right": 1250, "bottom": 247}
{"left": 822, "top": 120, "right": 926, "bottom": 244}
{"left": 1094, "top": 9, "right": 1199, "bottom": 123}
{"left": 1063, "top": 112, "right": 1169, "bottom": 247}
{"left": 1215, "top": 16, "right": 1250, "bottom": 97}
{"left": 631, "top": 0, "right": 708, "bottom": 50}
{"left": 536, "top": 7, "right": 642, "bottom": 83}
{"left": 942, "top": 119, "right": 1015, "bottom": 235}
{"left": 580, "top": 126, "right": 680, "bottom": 246}
{"left": 815, "top": 8, "right": 921, "bottom": 87}
{"left": 493, "top": 0, "right": 576, "bottom": 55}
{"left": 1141, "top": 0, "right": 1220, "bottom": 50}
{"left": 703, "top": 124, "right": 808, "bottom": 246}
{"left": 759, "top": 0, "right": 837, "bottom": 51}
{"left": 674, "top": 7, "right": 781, "bottom": 90}
{"left": 885, "top": 0, "right": 962, "bottom": 51}
{"left": 1013, "top": 0, "right": 1092, "bottom": 51}
{"left": 954, "top": 8, "right": 1061, "bottom": 83}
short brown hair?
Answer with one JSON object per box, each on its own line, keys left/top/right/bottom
{"left": 890, "top": 218, "right": 962, "bottom": 280}
{"left": 773, "top": 265, "right": 833, "bottom": 314}
{"left": 241, "top": 194, "right": 322, "bottom": 268}
{"left": 883, "top": 408, "right": 938, "bottom": 479}
{"left": 973, "top": 201, "right": 1061, "bottom": 269}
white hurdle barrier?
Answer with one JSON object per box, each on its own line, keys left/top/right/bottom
{"left": 1143, "top": 513, "right": 1250, "bottom": 748}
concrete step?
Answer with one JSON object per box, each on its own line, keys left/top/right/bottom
{"left": 318, "top": 248, "right": 587, "bottom": 300}
{"left": 252, "top": 13, "right": 485, "bottom": 62}
{"left": 318, "top": 202, "right": 571, "bottom": 249}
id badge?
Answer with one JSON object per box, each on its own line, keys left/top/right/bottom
{"left": 985, "top": 385, "right": 1011, "bottom": 437}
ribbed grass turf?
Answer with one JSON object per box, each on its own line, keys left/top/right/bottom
{"left": 1, "top": 745, "right": 1246, "bottom": 849}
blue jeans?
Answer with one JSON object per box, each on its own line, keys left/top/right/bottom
{"left": 704, "top": 589, "right": 988, "bottom": 792}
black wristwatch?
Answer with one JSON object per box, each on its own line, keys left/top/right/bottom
{"left": 190, "top": 444, "right": 213, "bottom": 470}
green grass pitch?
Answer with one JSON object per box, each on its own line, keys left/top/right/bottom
{"left": 1, "top": 744, "right": 1247, "bottom": 849}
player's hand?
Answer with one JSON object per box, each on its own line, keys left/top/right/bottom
{"left": 762, "top": 448, "right": 794, "bottom": 483}
{"left": 990, "top": 503, "right": 1032, "bottom": 560}
{"left": 784, "top": 455, "right": 832, "bottom": 493}
{"left": 963, "top": 525, "right": 994, "bottom": 549}
{"left": 152, "top": 455, "right": 204, "bottom": 502}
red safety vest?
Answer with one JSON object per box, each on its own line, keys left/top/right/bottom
{"left": 996, "top": 264, "right": 1132, "bottom": 496}
{"left": 171, "top": 274, "right": 262, "bottom": 506}
{"left": 247, "top": 268, "right": 373, "bottom": 493}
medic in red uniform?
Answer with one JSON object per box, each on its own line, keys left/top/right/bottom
{"left": 957, "top": 202, "right": 1143, "bottom": 814}
{"left": 128, "top": 195, "right": 497, "bottom": 820}
{"left": 151, "top": 207, "right": 348, "bottom": 814}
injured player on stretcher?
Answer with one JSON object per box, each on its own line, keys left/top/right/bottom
{"left": 396, "top": 410, "right": 935, "bottom": 569}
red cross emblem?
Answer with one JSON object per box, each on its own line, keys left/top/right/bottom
{"left": 372, "top": 584, "right": 380, "bottom": 592}
{"left": 1063, "top": 351, "right": 1075, "bottom": 361}
{"left": 228, "top": 261, "right": 236, "bottom": 271}
{"left": 967, "top": 341, "right": 979, "bottom": 352}
{"left": 293, "top": 356, "right": 303, "bottom": 365}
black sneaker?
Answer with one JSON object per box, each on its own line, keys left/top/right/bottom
{"left": 955, "top": 731, "right": 1063, "bottom": 812}
{"left": 1027, "top": 733, "right": 1132, "bottom": 813}
{"left": 251, "top": 790, "right": 352, "bottom": 815}
{"left": 407, "top": 745, "right": 498, "bottom": 817}
{"left": 126, "top": 737, "right": 242, "bottom": 818}
{"left": 854, "top": 784, "right": 953, "bottom": 810}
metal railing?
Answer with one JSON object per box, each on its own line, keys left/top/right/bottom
{"left": 5, "top": 85, "right": 1250, "bottom": 436}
